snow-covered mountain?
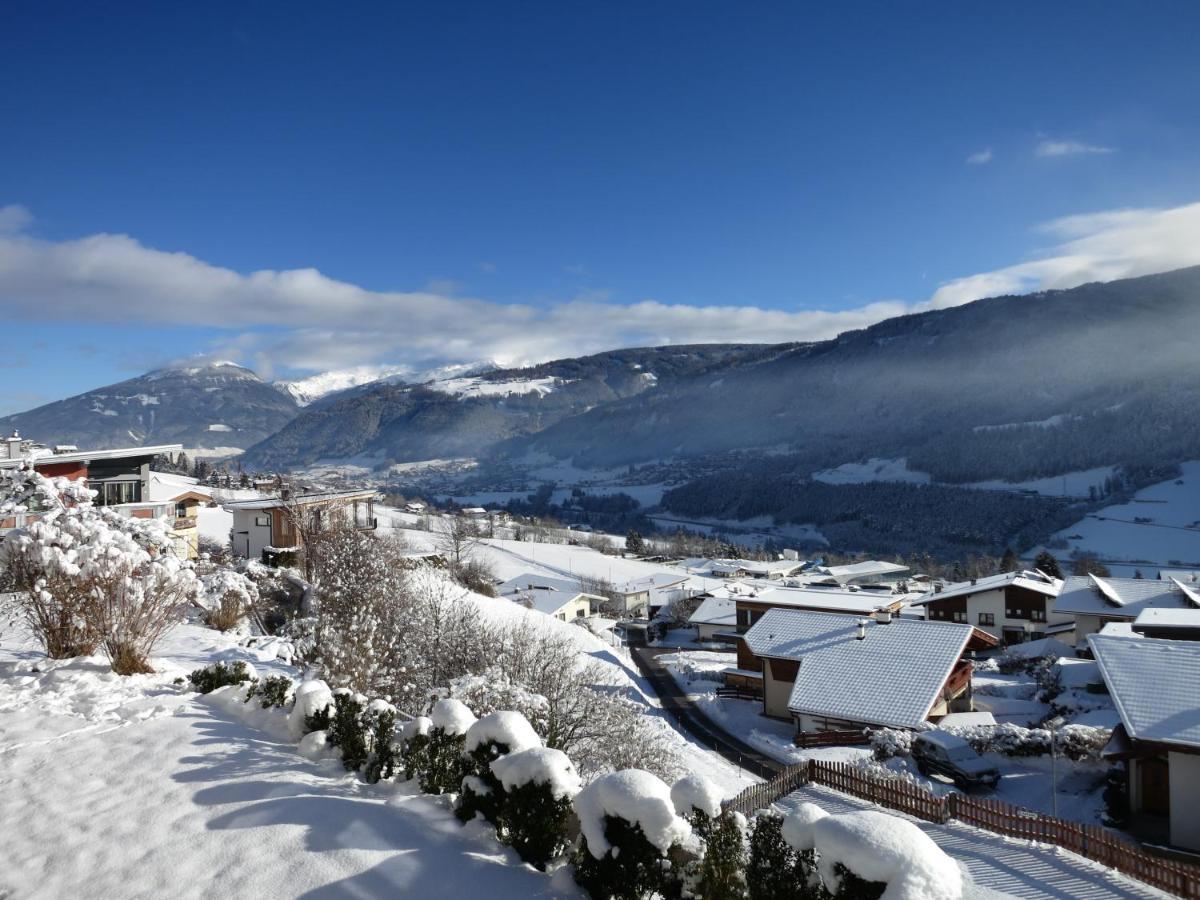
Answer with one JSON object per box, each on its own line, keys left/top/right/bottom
{"left": 275, "top": 365, "right": 414, "bottom": 406}
{"left": 275, "top": 361, "right": 501, "bottom": 406}
{"left": 0, "top": 361, "right": 300, "bottom": 453}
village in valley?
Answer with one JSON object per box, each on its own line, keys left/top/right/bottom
{"left": 5, "top": 428, "right": 1200, "bottom": 900}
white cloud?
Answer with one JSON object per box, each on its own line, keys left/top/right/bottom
{"left": 2, "top": 200, "right": 1200, "bottom": 380}
{"left": 1035, "top": 139, "right": 1115, "bottom": 158}
{"left": 0, "top": 204, "right": 32, "bottom": 234}
{"left": 966, "top": 148, "right": 993, "bottom": 165}
{"left": 926, "top": 202, "right": 1200, "bottom": 308}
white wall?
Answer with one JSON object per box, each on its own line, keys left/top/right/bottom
{"left": 762, "top": 664, "right": 794, "bottom": 719}
{"left": 1170, "top": 753, "right": 1200, "bottom": 851}
{"left": 231, "top": 510, "right": 273, "bottom": 560}
{"left": 1071, "top": 614, "right": 1105, "bottom": 646}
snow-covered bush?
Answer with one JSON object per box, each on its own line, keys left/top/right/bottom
{"left": 869, "top": 728, "right": 914, "bottom": 761}
{"left": 696, "top": 810, "right": 748, "bottom": 900}
{"left": 491, "top": 747, "right": 582, "bottom": 869}
{"left": 940, "top": 721, "right": 1110, "bottom": 762}
{"left": 810, "top": 810, "right": 961, "bottom": 900}
{"left": 307, "top": 530, "right": 415, "bottom": 694}
{"left": 189, "top": 660, "right": 256, "bottom": 693}
{"left": 243, "top": 674, "right": 293, "bottom": 709}
{"left": 448, "top": 668, "right": 551, "bottom": 737}
{"left": 418, "top": 699, "right": 477, "bottom": 795}
{"left": 399, "top": 715, "right": 432, "bottom": 782}
{"left": 364, "top": 699, "right": 400, "bottom": 784}
{"left": 289, "top": 679, "right": 334, "bottom": 738}
{"left": 775, "top": 803, "right": 831, "bottom": 899}
{"left": 200, "top": 569, "right": 256, "bottom": 632}
{"left": 746, "top": 812, "right": 815, "bottom": 900}
{"left": 572, "top": 769, "right": 692, "bottom": 900}
{"left": 456, "top": 711, "right": 542, "bottom": 825}
{"left": 326, "top": 690, "right": 370, "bottom": 772}
{"left": 0, "top": 466, "right": 199, "bottom": 671}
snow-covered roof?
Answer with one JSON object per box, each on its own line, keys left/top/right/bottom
{"left": 910, "top": 570, "right": 1061, "bottom": 606}
{"left": 1053, "top": 574, "right": 1196, "bottom": 619}
{"left": 812, "top": 560, "right": 909, "bottom": 582}
{"left": 688, "top": 594, "right": 737, "bottom": 627}
{"left": 747, "top": 585, "right": 898, "bottom": 615}
{"left": 1097, "top": 621, "right": 1142, "bottom": 639}
{"left": 222, "top": 489, "right": 377, "bottom": 510}
{"left": 618, "top": 572, "right": 690, "bottom": 594}
{"left": 508, "top": 588, "right": 590, "bottom": 616}
{"left": 744, "top": 609, "right": 973, "bottom": 729}
{"left": 1132, "top": 607, "right": 1200, "bottom": 631}
{"left": 148, "top": 471, "right": 212, "bottom": 503}
{"left": 997, "top": 636, "right": 1073, "bottom": 660}
{"left": 1089, "top": 634, "right": 1200, "bottom": 750}
{"left": 497, "top": 572, "right": 586, "bottom": 596}
{"left": 681, "top": 557, "right": 805, "bottom": 578}
{"left": 1159, "top": 569, "right": 1200, "bottom": 584}
{"left": 0, "top": 443, "right": 183, "bottom": 470}
{"left": 936, "top": 711, "right": 996, "bottom": 729}
{"left": 497, "top": 572, "right": 598, "bottom": 615}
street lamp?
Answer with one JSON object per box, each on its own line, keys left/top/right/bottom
{"left": 1047, "top": 715, "right": 1066, "bottom": 819}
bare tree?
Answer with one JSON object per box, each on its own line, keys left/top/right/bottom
{"left": 434, "top": 514, "right": 481, "bottom": 566}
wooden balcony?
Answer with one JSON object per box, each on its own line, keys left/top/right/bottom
{"left": 944, "top": 659, "right": 973, "bottom": 700}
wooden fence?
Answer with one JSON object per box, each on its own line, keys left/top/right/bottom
{"left": 725, "top": 758, "right": 1200, "bottom": 899}
{"left": 793, "top": 730, "right": 872, "bottom": 749}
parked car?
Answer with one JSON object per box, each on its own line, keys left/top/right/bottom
{"left": 912, "top": 732, "right": 1000, "bottom": 790}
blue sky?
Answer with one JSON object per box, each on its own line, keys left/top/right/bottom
{"left": 2, "top": 2, "right": 1200, "bottom": 414}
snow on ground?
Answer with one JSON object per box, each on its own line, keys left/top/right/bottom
{"left": 0, "top": 623, "right": 579, "bottom": 899}
{"left": 966, "top": 466, "right": 1119, "bottom": 499}
{"left": 813, "top": 457, "right": 933, "bottom": 486}
{"left": 431, "top": 376, "right": 563, "bottom": 399}
{"left": 972, "top": 669, "right": 1051, "bottom": 726}
{"left": 1044, "top": 461, "right": 1200, "bottom": 568}
{"left": 775, "top": 786, "right": 1168, "bottom": 900}
{"left": 197, "top": 506, "right": 233, "bottom": 544}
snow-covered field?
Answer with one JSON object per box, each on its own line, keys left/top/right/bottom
{"left": 1044, "top": 461, "right": 1200, "bottom": 570}
{"left": 814, "top": 457, "right": 933, "bottom": 486}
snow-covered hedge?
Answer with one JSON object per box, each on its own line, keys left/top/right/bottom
{"left": 782, "top": 804, "right": 963, "bottom": 900}
{"left": 944, "top": 722, "right": 1110, "bottom": 762}
{"left": 573, "top": 769, "right": 694, "bottom": 899}
{"left": 872, "top": 722, "right": 1111, "bottom": 763}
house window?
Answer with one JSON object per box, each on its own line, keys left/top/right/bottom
{"left": 94, "top": 481, "right": 141, "bottom": 506}
{"left": 576, "top": 608, "right": 585, "bottom": 617}
{"left": 978, "top": 613, "right": 995, "bottom": 626}
{"left": 954, "top": 611, "right": 967, "bottom": 623}
{"left": 255, "top": 515, "right": 270, "bottom": 527}
{"left": 1031, "top": 609, "right": 1046, "bottom": 622}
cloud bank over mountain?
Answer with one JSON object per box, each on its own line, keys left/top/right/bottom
{"left": 2, "top": 200, "right": 1199, "bottom": 379}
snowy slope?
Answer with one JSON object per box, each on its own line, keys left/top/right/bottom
{"left": 1046, "top": 461, "right": 1200, "bottom": 569}
{"left": 276, "top": 361, "right": 500, "bottom": 406}
{"left": 0, "top": 623, "right": 580, "bottom": 899}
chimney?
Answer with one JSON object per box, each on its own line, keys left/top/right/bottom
{"left": 876, "top": 609, "right": 893, "bottom": 624}
{"left": 5, "top": 430, "right": 23, "bottom": 461}
{"left": 280, "top": 487, "right": 292, "bottom": 501}
{"left": 856, "top": 618, "right": 868, "bottom": 640}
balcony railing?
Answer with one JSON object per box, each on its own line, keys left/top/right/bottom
{"left": 944, "top": 659, "right": 973, "bottom": 699}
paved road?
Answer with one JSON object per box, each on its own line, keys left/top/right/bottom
{"left": 631, "top": 645, "right": 784, "bottom": 779}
